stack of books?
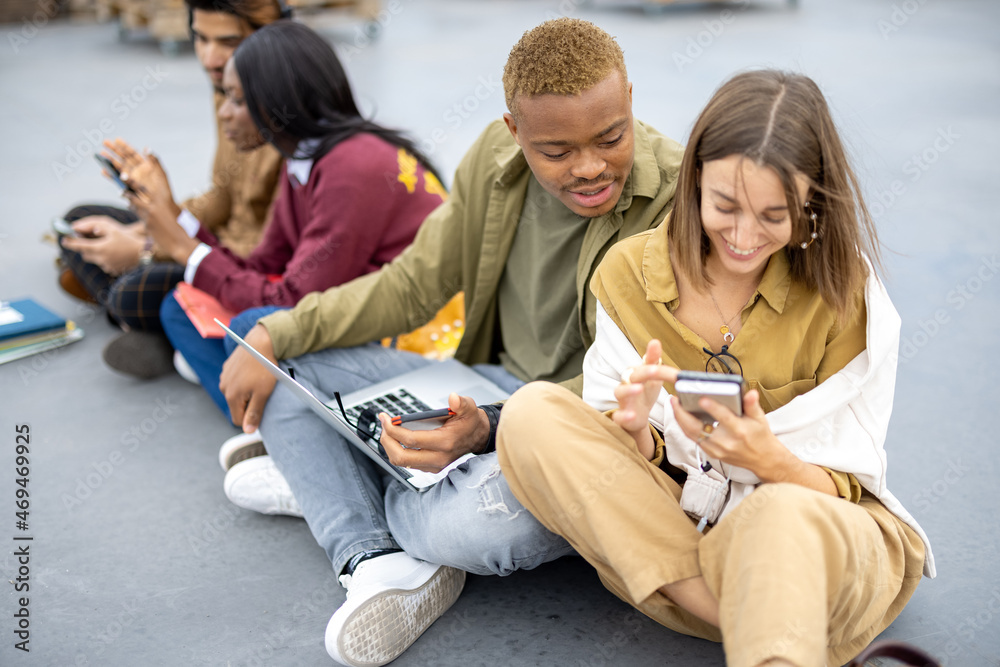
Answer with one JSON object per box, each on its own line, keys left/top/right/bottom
{"left": 0, "top": 298, "right": 85, "bottom": 365}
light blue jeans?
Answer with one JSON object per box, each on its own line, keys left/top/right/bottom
{"left": 258, "top": 344, "right": 575, "bottom": 576}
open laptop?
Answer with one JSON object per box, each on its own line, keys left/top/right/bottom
{"left": 216, "top": 320, "right": 509, "bottom": 492}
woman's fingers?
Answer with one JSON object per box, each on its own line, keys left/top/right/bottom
{"left": 642, "top": 338, "right": 663, "bottom": 365}
{"left": 670, "top": 395, "right": 707, "bottom": 439}
{"left": 696, "top": 395, "right": 741, "bottom": 430}
{"left": 623, "top": 364, "right": 678, "bottom": 386}
{"left": 742, "top": 389, "right": 765, "bottom": 419}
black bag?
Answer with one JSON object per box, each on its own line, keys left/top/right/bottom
{"left": 849, "top": 640, "right": 941, "bottom": 667}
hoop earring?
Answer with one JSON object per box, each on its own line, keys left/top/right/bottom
{"left": 800, "top": 201, "right": 819, "bottom": 249}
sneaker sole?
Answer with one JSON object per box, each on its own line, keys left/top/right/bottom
{"left": 336, "top": 567, "right": 466, "bottom": 666}
{"left": 219, "top": 433, "right": 267, "bottom": 472}
{"left": 221, "top": 440, "right": 267, "bottom": 471}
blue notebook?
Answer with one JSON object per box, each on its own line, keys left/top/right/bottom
{"left": 0, "top": 298, "right": 68, "bottom": 342}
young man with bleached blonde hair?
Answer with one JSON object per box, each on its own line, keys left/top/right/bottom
{"left": 217, "top": 18, "right": 686, "bottom": 665}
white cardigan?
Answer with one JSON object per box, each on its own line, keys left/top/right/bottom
{"left": 582, "top": 274, "right": 936, "bottom": 578}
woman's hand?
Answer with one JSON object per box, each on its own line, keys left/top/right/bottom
{"left": 102, "top": 139, "right": 197, "bottom": 264}
{"left": 60, "top": 216, "right": 145, "bottom": 276}
{"left": 102, "top": 138, "right": 177, "bottom": 210}
{"left": 670, "top": 389, "right": 795, "bottom": 482}
{"left": 613, "top": 339, "right": 678, "bottom": 460}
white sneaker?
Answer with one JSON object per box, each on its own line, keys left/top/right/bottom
{"left": 223, "top": 456, "right": 303, "bottom": 517}
{"left": 326, "top": 552, "right": 465, "bottom": 666}
{"left": 219, "top": 430, "right": 267, "bottom": 472}
{"left": 173, "top": 350, "right": 200, "bottom": 385}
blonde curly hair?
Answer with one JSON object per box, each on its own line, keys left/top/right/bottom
{"left": 503, "top": 18, "right": 627, "bottom": 118}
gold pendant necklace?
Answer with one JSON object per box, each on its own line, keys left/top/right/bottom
{"left": 709, "top": 291, "right": 740, "bottom": 344}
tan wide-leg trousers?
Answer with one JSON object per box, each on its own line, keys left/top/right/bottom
{"left": 497, "top": 382, "right": 925, "bottom": 667}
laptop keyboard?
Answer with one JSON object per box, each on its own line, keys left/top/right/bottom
{"left": 344, "top": 388, "right": 432, "bottom": 442}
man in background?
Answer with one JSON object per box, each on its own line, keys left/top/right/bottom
{"left": 58, "top": 0, "right": 286, "bottom": 378}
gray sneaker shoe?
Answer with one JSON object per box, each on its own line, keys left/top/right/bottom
{"left": 325, "top": 552, "right": 466, "bottom": 666}
{"left": 102, "top": 331, "right": 174, "bottom": 379}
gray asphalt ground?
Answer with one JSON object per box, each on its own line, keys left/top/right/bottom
{"left": 1, "top": 0, "right": 998, "bottom": 665}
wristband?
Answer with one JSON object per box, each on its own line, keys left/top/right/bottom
{"left": 138, "top": 236, "right": 154, "bottom": 266}
{"left": 477, "top": 403, "right": 502, "bottom": 454}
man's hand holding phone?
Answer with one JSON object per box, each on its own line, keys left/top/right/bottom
{"left": 58, "top": 216, "right": 146, "bottom": 276}
{"left": 377, "top": 393, "right": 491, "bottom": 473}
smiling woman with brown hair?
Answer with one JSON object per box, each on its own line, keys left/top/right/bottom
{"left": 498, "top": 69, "right": 934, "bottom": 667}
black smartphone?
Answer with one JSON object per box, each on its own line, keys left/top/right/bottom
{"left": 94, "top": 154, "right": 136, "bottom": 193}
{"left": 674, "top": 370, "right": 747, "bottom": 424}
{"left": 390, "top": 408, "right": 455, "bottom": 426}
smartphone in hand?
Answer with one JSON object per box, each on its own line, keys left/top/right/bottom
{"left": 52, "top": 217, "right": 97, "bottom": 239}
{"left": 390, "top": 408, "right": 455, "bottom": 426}
{"left": 94, "top": 154, "right": 136, "bottom": 194}
{"left": 675, "top": 370, "right": 747, "bottom": 424}
{"left": 52, "top": 217, "right": 79, "bottom": 238}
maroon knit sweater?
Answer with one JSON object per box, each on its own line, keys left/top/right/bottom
{"left": 191, "top": 133, "right": 444, "bottom": 312}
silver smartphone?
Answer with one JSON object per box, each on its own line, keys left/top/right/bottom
{"left": 674, "top": 371, "right": 747, "bottom": 424}
{"left": 52, "top": 217, "right": 78, "bottom": 238}
{"left": 52, "top": 217, "right": 98, "bottom": 239}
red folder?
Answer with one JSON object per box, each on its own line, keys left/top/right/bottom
{"left": 174, "top": 282, "right": 235, "bottom": 339}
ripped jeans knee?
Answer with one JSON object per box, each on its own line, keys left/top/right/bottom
{"left": 385, "top": 454, "right": 575, "bottom": 576}
{"left": 471, "top": 461, "right": 526, "bottom": 521}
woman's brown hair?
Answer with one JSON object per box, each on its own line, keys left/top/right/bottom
{"left": 668, "top": 69, "right": 881, "bottom": 319}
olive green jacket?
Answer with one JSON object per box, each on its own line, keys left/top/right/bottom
{"left": 261, "top": 118, "right": 684, "bottom": 395}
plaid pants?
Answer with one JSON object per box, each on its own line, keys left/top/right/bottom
{"left": 60, "top": 204, "right": 185, "bottom": 332}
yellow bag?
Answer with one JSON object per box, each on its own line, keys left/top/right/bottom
{"left": 383, "top": 293, "right": 465, "bottom": 360}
